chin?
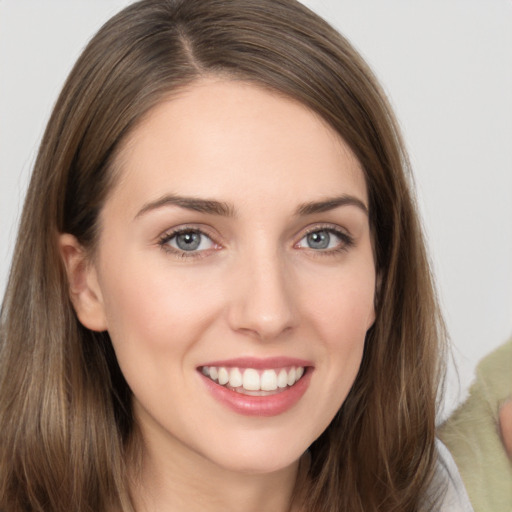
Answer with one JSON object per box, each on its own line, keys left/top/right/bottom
{"left": 216, "top": 432, "right": 313, "bottom": 476}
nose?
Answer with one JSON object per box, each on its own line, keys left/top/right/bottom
{"left": 226, "top": 250, "right": 299, "bottom": 341}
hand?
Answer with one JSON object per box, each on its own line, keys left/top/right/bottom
{"left": 499, "top": 399, "right": 512, "bottom": 459}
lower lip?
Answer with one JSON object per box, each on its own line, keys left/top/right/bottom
{"left": 200, "top": 369, "right": 312, "bottom": 417}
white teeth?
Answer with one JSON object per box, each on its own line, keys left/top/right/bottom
{"left": 260, "top": 369, "right": 278, "bottom": 391}
{"left": 229, "top": 367, "right": 243, "bottom": 388}
{"left": 202, "top": 365, "right": 305, "bottom": 392}
{"left": 277, "top": 369, "right": 288, "bottom": 388}
{"left": 242, "top": 369, "right": 260, "bottom": 391}
{"left": 287, "top": 367, "right": 296, "bottom": 386}
{"left": 218, "top": 367, "right": 229, "bottom": 385}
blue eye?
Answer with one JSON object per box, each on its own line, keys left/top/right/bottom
{"left": 161, "top": 229, "right": 215, "bottom": 253}
{"left": 305, "top": 230, "right": 331, "bottom": 250}
{"left": 297, "top": 228, "right": 352, "bottom": 251}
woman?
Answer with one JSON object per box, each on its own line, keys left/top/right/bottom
{"left": 0, "top": 0, "right": 471, "bottom": 510}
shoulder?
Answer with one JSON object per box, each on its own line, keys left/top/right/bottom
{"left": 475, "top": 337, "right": 512, "bottom": 403}
{"left": 427, "top": 439, "right": 474, "bottom": 512}
{"left": 439, "top": 338, "right": 512, "bottom": 511}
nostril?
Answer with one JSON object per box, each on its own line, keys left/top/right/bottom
{"left": 226, "top": 283, "right": 298, "bottom": 340}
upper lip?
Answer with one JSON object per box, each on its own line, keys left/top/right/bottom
{"left": 198, "top": 356, "right": 313, "bottom": 369}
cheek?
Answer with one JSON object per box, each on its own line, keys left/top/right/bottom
{"left": 301, "top": 259, "right": 375, "bottom": 404}
{"left": 98, "top": 256, "right": 224, "bottom": 362}
{"left": 304, "top": 261, "right": 376, "bottom": 342}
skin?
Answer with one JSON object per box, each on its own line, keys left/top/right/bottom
{"left": 60, "top": 79, "right": 376, "bottom": 512}
{"left": 499, "top": 400, "right": 512, "bottom": 459}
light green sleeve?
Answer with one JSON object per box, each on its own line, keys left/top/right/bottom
{"left": 439, "top": 338, "right": 512, "bottom": 512}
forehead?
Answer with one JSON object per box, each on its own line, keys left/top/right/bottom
{"left": 109, "top": 79, "right": 367, "bottom": 216}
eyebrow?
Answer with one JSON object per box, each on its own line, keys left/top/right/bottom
{"left": 295, "top": 195, "right": 368, "bottom": 216}
{"left": 135, "top": 194, "right": 235, "bottom": 219}
{"left": 134, "top": 193, "right": 368, "bottom": 220}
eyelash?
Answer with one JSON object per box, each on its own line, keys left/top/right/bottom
{"left": 158, "top": 226, "right": 218, "bottom": 259}
{"left": 295, "top": 225, "right": 355, "bottom": 256}
{"left": 157, "top": 225, "right": 354, "bottom": 258}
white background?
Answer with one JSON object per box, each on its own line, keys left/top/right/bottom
{"left": 1, "top": 0, "right": 511, "bottom": 418}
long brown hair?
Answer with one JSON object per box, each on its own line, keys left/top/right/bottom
{"left": 0, "top": 1, "right": 446, "bottom": 510}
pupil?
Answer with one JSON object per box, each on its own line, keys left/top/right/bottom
{"left": 307, "top": 231, "right": 330, "bottom": 249}
{"left": 176, "top": 232, "right": 201, "bottom": 251}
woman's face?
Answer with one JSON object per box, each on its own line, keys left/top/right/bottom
{"left": 74, "top": 79, "right": 376, "bottom": 475}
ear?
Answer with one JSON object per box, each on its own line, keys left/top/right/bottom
{"left": 367, "top": 271, "right": 382, "bottom": 331}
{"left": 59, "top": 233, "right": 108, "bottom": 332}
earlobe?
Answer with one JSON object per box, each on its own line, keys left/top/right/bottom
{"left": 370, "top": 271, "right": 382, "bottom": 327}
{"left": 366, "top": 306, "right": 376, "bottom": 332}
{"left": 59, "top": 233, "right": 108, "bottom": 332}
{"left": 367, "top": 272, "right": 381, "bottom": 331}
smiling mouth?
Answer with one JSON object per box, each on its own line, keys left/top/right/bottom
{"left": 200, "top": 366, "right": 306, "bottom": 396}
